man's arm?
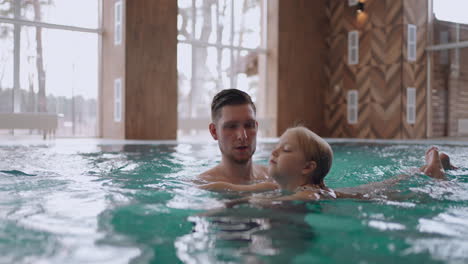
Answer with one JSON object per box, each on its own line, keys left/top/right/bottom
{"left": 199, "top": 181, "right": 279, "bottom": 192}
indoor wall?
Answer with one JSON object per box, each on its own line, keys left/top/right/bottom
{"left": 99, "top": 0, "right": 432, "bottom": 140}
{"left": 324, "top": 0, "right": 428, "bottom": 139}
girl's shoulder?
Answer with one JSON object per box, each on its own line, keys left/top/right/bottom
{"left": 295, "top": 185, "right": 337, "bottom": 200}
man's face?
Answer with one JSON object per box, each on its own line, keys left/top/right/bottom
{"left": 210, "top": 104, "right": 258, "bottom": 164}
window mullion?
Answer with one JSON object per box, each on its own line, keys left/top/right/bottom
{"left": 189, "top": 0, "right": 196, "bottom": 118}
{"left": 13, "top": 0, "right": 21, "bottom": 113}
{"left": 216, "top": 0, "right": 221, "bottom": 91}
{"left": 230, "top": 0, "right": 234, "bottom": 89}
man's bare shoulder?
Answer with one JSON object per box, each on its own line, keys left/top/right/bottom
{"left": 197, "top": 163, "right": 269, "bottom": 184}
{"left": 197, "top": 166, "right": 226, "bottom": 183}
{"left": 253, "top": 164, "right": 269, "bottom": 180}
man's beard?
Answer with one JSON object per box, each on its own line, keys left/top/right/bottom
{"left": 232, "top": 155, "right": 251, "bottom": 164}
{"left": 221, "top": 146, "right": 255, "bottom": 164}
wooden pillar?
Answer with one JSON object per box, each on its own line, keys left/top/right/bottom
{"left": 101, "top": 0, "right": 177, "bottom": 139}
{"left": 401, "top": 0, "right": 428, "bottom": 139}
{"left": 271, "top": 0, "right": 328, "bottom": 137}
{"left": 101, "top": 0, "right": 125, "bottom": 139}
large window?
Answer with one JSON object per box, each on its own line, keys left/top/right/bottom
{"left": 0, "top": 0, "right": 100, "bottom": 137}
{"left": 0, "top": 23, "right": 14, "bottom": 112}
{"left": 177, "top": 0, "right": 268, "bottom": 138}
{"left": 430, "top": 0, "right": 468, "bottom": 137}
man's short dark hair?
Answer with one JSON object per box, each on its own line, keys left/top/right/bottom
{"left": 211, "top": 89, "right": 256, "bottom": 121}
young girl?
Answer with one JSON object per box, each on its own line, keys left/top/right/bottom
{"left": 200, "top": 126, "right": 354, "bottom": 201}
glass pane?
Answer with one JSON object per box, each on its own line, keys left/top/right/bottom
{"left": 433, "top": 22, "right": 468, "bottom": 45}
{"left": 219, "top": 0, "right": 232, "bottom": 45}
{"left": 178, "top": 0, "right": 193, "bottom": 40}
{"left": 431, "top": 47, "right": 468, "bottom": 137}
{"left": 220, "top": 48, "right": 231, "bottom": 89}
{"left": 177, "top": 0, "right": 266, "bottom": 139}
{"left": 194, "top": 0, "right": 216, "bottom": 43}
{"left": 0, "top": 0, "right": 15, "bottom": 18}
{"left": 433, "top": 0, "right": 468, "bottom": 45}
{"left": 461, "top": 25, "right": 468, "bottom": 42}
{"left": 433, "top": 0, "right": 468, "bottom": 25}
{"left": 19, "top": 26, "right": 98, "bottom": 136}
{"left": 189, "top": 46, "right": 218, "bottom": 118}
{"left": 20, "top": 0, "right": 99, "bottom": 29}
{"left": 231, "top": 50, "right": 257, "bottom": 95}
{"left": 233, "top": 0, "right": 261, "bottom": 48}
{"left": 0, "top": 23, "right": 14, "bottom": 113}
{"left": 177, "top": 43, "right": 192, "bottom": 116}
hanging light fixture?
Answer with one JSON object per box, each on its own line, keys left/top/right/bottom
{"left": 357, "top": 2, "right": 365, "bottom": 13}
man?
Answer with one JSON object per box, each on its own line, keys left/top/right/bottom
{"left": 198, "top": 89, "right": 269, "bottom": 184}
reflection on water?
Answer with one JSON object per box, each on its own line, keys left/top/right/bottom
{"left": 176, "top": 204, "right": 316, "bottom": 263}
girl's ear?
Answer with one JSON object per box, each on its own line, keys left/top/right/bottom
{"left": 209, "top": 123, "right": 218, "bottom": 140}
{"left": 302, "top": 161, "right": 317, "bottom": 176}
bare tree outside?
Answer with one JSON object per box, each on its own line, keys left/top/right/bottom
{"left": 177, "top": 0, "right": 263, "bottom": 123}
{"left": 23, "top": 0, "right": 52, "bottom": 113}
{"left": 0, "top": 0, "right": 99, "bottom": 137}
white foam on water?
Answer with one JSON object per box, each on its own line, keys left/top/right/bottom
{"left": 367, "top": 220, "right": 406, "bottom": 231}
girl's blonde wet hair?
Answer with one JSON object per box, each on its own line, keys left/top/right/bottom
{"left": 285, "top": 126, "right": 333, "bottom": 186}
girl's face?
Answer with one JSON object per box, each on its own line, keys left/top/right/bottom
{"left": 268, "top": 131, "right": 312, "bottom": 189}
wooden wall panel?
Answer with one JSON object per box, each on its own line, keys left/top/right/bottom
{"left": 350, "top": 65, "right": 402, "bottom": 139}
{"left": 402, "top": 63, "right": 427, "bottom": 138}
{"left": 124, "top": 0, "right": 177, "bottom": 139}
{"left": 385, "top": 25, "right": 404, "bottom": 64}
{"left": 403, "top": 0, "right": 427, "bottom": 27}
{"left": 101, "top": 0, "right": 126, "bottom": 139}
{"left": 384, "top": 0, "right": 404, "bottom": 26}
{"left": 328, "top": 0, "right": 344, "bottom": 37}
{"left": 357, "top": 103, "right": 373, "bottom": 138}
{"left": 325, "top": 0, "right": 428, "bottom": 139}
{"left": 371, "top": 103, "right": 402, "bottom": 139}
{"left": 276, "top": 0, "right": 328, "bottom": 136}
{"left": 402, "top": 0, "right": 427, "bottom": 138}
{"left": 370, "top": 27, "right": 386, "bottom": 65}
{"left": 355, "top": 66, "right": 372, "bottom": 104}
{"left": 359, "top": 30, "right": 373, "bottom": 66}
{"left": 342, "top": 64, "right": 357, "bottom": 94}
{"left": 326, "top": 103, "right": 345, "bottom": 138}
{"left": 367, "top": 0, "right": 385, "bottom": 28}
{"left": 326, "top": 64, "right": 345, "bottom": 106}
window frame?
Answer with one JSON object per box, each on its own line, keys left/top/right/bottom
{"left": 0, "top": 0, "right": 102, "bottom": 136}
{"left": 177, "top": 0, "right": 267, "bottom": 105}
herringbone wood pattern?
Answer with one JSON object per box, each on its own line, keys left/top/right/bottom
{"left": 402, "top": 63, "right": 427, "bottom": 138}
{"left": 325, "top": 0, "right": 427, "bottom": 139}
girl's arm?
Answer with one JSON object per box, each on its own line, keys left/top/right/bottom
{"left": 335, "top": 174, "right": 410, "bottom": 198}
{"left": 244, "top": 191, "right": 321, "bottom": 206}
{"left": 199, "top": 181, "right": 279, "bottom": 192}
{"left": 225, "top": 190, "right": 325, "bottom": 208}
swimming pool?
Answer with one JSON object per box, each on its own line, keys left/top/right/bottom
{"left": 1, "top": 139, "right": 468, "bottom": 263}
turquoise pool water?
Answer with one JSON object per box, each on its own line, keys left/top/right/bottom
{"left": 1, "top": 140, "right": 468, "bottom": 263}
